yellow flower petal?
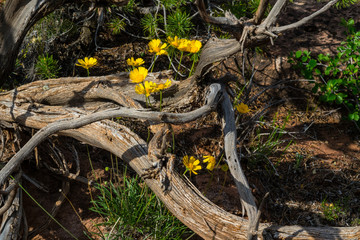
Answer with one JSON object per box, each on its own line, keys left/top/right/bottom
{"left": 127, "top": 57, "right": 145, "bottom": 67}
{"left": 167, "top": 36, "right": 180, "bottom": 48}
{"left": 177, "top": 39, "right": 190, "bottom": 52}
{"left": 76, "top": 57, "right": 98, "bottom": 70}
{"left": 235, "top": 103, "right": 250, "bottom": 114}
{"left": 129, "top": 67, "right": 148, "bottom": 83}
{"left": 155, "top": 79, "right": 172, "bottom": 92}
{"left": 188, "top": 40, "right": 202, "bottom": 53}
{"left": 203, "top": 155, "right": 216, "bottom": 171}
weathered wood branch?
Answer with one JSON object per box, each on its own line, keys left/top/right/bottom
{"left": 194, "top": 0, "right": 340, "bottom": 79}
{"left": 252, "top": 0, "right": 271, "bottom": 25}
{"left": 261, "top": 0, "right": 287, "bottom": 28}
{"left": 220, "top": 86, "right": 258, "bottom": 239}
{"left": 273, "top": 0, "right": 339, "bottom": 33}
{"left": 0, "top": 83, "right": 221, "bottom": 186}
{"left": 1, "top": 80, "right": 359, "bottom": 239}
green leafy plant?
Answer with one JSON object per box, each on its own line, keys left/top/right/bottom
{"left": 160, "top": 0, "right": 188, "bottom": 10}
{"left": 247, "top": 113, "right": 292, "bottom": 171}
{"left": 35, "top": 54, "right": 61, "bottom": 79}
{"left": 335, "top": 0, "right": 360, "bottom": 8}
{"left": 141, "top": 14, "right": 159, "bottom": 38}
{"left": 289, "top": 18, "right": 360, "bottom": 124}
{"left": 89, "top": 168, "right": 192, "bottom": 239}
{"left": 108, "top": 17, "right": 126, "bottom": 35}
{"left": 321, "top": 199, "right": 346, "bottom": 221}
{"left": 123, "top": 0, "right": 137, "bottom": 13}
{"left": 222, "top": 0, "right": 264, "bottom": 19}
{"left": 166, "top": 8, "right": 193, "bottom": 38}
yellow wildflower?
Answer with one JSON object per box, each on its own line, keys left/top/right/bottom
{"left": 148, "top": 39, "right": 168, "bottom": 55}
{"left": 235, "top": 103, "right": 250, "bottom": 114}
{"left": 203, "top": 155, "right": 216, "bottom": 171}
{"left": 177, "top": 39, "right": 190, "bottom": 52}
{"left": 183, "top": 155, "right": 202, "bottom": 175}
{"left": 155, "top": 79, "right": 171, "bottom": 92}
{"left": 167, "top": 36, "right": 181, "bottom": 48}
{"left": 135, "top": 81, "right": 157, "bottom": 97}
{"left": 129, "top": 67, "right": 148, "bottom": 83}
{"left": 76, "top": 57, "right": 98, "bottom": 70}
{"left": 188, "top": 40, "right": 202, "bottom": 53}
{"left": 127, "top": 57, "right": 145, "bottom": 67}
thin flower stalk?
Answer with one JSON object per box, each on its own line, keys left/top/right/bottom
{"left": 129, "top": 67, "right": 148, "bottom": 83}
{"left": 154, "top": 79, "right": 171, "bottom": 111}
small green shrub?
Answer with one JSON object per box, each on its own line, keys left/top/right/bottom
{"left": 289, "top": 18, "right": 360, "bottom": 124}
{"left": 335, "top": 0, "right": 360, "bottom": 8}
{"left": 166, "top": 8, "right": 193, "bottom": 38}
{"left": 35, "top": 54, "right": 60, "bottom": 79}
{"left": 222, "top": 0, "right": 263, "bottom": 19}
{"left": 89, "top": 169, "right": 192, "bottom": 239}
{"left": 247, "top": 113, "right": 292, "bottom": 171}
{"left": 108, "top": 17, "right": 126, "bottom": 35}
{"left": 141, "top": 13, "right": 159, "bottom": 38}
{"left": 321, "top": 199, "right": 346, "bottom": 221}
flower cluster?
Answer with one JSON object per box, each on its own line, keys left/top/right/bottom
{"left": 183, "top": 154, "right": 219, "bottom": 176}
{"left": 148, "top": 39, "right": 168, "bottom": 56}
{"left": 127, "top": 57, "right": 171, "bottom": 108}
{"left": 167, "top": 36, "right": 202, "bottom": 53}
{"left": 127, "top": 57, "right": 145, "bottom": 67}
{"left": 134, "top": 79, "right": 172, "bottom": 97}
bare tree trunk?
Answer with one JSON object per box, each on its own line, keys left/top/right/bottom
{"left": 0, "top": 0, "right": 128, "bottom": 86}
{"left": 0, "top": 0, "right": 66, "bottom": 86}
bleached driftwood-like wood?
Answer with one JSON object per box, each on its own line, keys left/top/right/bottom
{"left": 1, "top": 78, "right": 359, "bottom": 239}
{"left": 0, "top": 83, "right": 221, "bottom": 186}
{"left": 220, "top": 89, "right": 258, "bottom": 239}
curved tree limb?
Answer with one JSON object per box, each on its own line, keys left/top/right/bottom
{"left": 194, "top": 0, "right": 340, "bottom": 79}
{"left": 220, "top": 86, "right": 258, "bottom": 239}
{"left": 273, "top": 0, "right": 339, "bottom": 33}
{"left": 0, "top": 83, "right": 222, "bottom": 186}
{"left": 0, "top": 77, "right": 360, "bottom": 238}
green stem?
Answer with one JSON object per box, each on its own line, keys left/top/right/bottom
{"left": 150, "top": 55, "right": 158, "bottom": 73}
{"left": 13, "top": 176, "right": 79, "bottom": 240}
{"left": 175, "top": 51, "right": 184, "bottom": 80}
{"left": 147, "top": 127, "right": 151, "bottom": 143}
{"left": 168, "top": 51, "right": 173, "bottom": 69}
{"left": 159, "top": 90, "right": 163, "bottom": 111}
{"left": 172, "top": 130, "right": 175, "bottom": 153}
{"left": 86, "top": 68, "right": 90, "bottom": 77}
{"left": 189, "top": 58, "right": 196, "bottom": 77}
